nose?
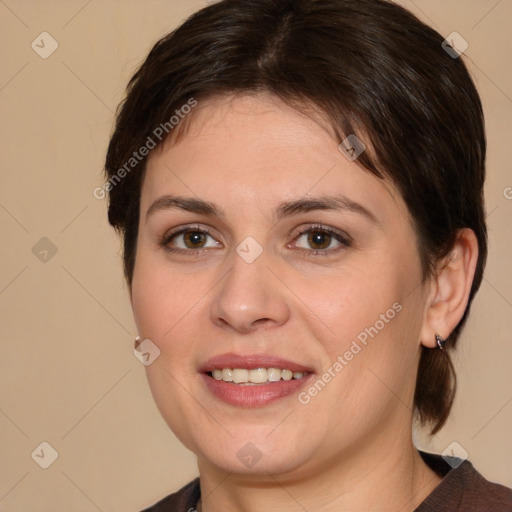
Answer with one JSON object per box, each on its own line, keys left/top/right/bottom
{"left": 209, "top": 248, "right": 291, "bottom": 334}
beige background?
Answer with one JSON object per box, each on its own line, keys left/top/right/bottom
{"left": 0, "top": 0, "right": 511, "bottom": 510}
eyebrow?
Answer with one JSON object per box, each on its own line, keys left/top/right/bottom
{"left": 146, "top": 196, "right": 221, "bottom": 220}
{"left": 146, "top": 193, "right": 379, "bottom": 224}
{"left": 276, "top": 194, "right": 378, "bottom": 224}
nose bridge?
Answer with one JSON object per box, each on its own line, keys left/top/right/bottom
{"left": 210, "top": 239, "right": 290, "bottom": 331}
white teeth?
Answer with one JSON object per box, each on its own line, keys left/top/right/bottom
{"left": 232, "top": 369, "right": 249, "bottom": 383}
{"left": 210, "top": 367, "right": 307, "bottom": 384}
{"left": 222, "top": 368, "right": 233, "bottom": 382}
{"left": 248, "top": 368, "right": 267, "bottom": 383}
{"left": 281, "top": 369, "right": 293, "bottom": 381}
{"left": 267, "top": 368, "right": 282, "bottom": 382}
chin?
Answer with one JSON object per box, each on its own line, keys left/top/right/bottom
{"left": 203, "top": 448, "right": 307, "bottom": 476}
{"left": 189, "top": 428, "right": 316, "bottom": 476}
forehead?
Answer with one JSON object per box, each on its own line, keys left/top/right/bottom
{"left": 150, "top": 93, "right": 338, "bottom": 173}
{"left": 142, "top": 93, "right": 404, "bottom": 222}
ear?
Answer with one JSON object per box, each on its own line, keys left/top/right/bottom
{"left": 420, "top": 228, "right": 479, "bottom": 348}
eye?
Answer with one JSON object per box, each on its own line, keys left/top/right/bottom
{"left": 292, "top": 225, "right": 351, "bottom": 254}
{"left": 162, "top": 226, "right": 221, "bottom": 252}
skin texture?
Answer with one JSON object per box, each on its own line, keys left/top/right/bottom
{"left": 131, "top": 93, "right": 478, "bottom": 511}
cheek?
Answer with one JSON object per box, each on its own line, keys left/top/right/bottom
{"left": 131, "top": 254, "right": 210, "bottom": 445}
{"left": 131, "top": 250, "right": 206, "bottom": 341}
{"left": 289, "top": 261, "right": 402, "bottom": 354}
{"left": 291, "top": 259, "right": 422, "bottom": 418}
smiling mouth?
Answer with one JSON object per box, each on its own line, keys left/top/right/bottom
{"left": 207, "top": 368, "right": 310, "bottom": 384}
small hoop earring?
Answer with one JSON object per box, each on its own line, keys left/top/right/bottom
{"left": 134, "top": 336, "right": 141, "bottom": 347}
{"left": 435, "top": 333, "right": 446, "bottom": 350}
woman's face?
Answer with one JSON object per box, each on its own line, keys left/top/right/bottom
{"left": 131, "top": 93, "right": 430, "bottom": 477}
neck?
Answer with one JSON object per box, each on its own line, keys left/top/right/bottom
{"left": 196, "top": 422, "right": 441, "bottom": 512}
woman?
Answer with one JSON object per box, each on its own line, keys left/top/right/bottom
{"left": 104, "top": 0, "right": 512, "bottom": 510}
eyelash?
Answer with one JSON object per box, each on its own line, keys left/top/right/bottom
{"left": 293, "top": 224, "right": 352, "bottom": 256}
{"left": 160, "top": 225, "right": 216, "bottom": 255}
{"left": 160, "top": 224, "right": 352, "bottom": 256}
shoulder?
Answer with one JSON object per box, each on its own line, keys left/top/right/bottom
{"left": 417, "top": 451, "right": 512, "bottom": 511}
{"left": 140, "top": 478, "right": 200, "bottom": 512}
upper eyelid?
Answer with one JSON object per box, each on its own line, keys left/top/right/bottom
{"left": 163, "top": 224, "right": 217, "bottom": 240}
{"left": 162, "top": 224, "right": 351, "bottom": 247}
{"left": 163, "top": 223, "right": 346, "bottom": 236}
{"left": 294, "top": 224, "right": 351, "bottom": 240}
{"left": 161, "top": 227, "right": 220, "bottom": 251}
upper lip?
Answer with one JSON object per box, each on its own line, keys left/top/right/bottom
{"left": 200, "top": 353, "right": 314, "bottom": 373}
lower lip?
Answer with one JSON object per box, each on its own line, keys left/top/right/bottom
{"left": 201, "top": 373, "right": 314, "bottom": 407}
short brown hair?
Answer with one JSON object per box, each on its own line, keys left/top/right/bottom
{"left": 105, "top": 0, "right": 487, "bottom": 434}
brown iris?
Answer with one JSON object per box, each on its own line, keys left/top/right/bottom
{"left": 183, "top": 231, "right": 207, "bottom": 248}
{"left": 307, "top": 231, "right": 331, "bottom": 250}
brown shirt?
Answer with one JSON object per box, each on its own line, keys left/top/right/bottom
{"left": 141, "top": 451, "right": 512, "bottom": 511}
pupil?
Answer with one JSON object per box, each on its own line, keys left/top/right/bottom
{"left": 308, "top": 231, "right": 330, "bottom": 249}
{"left": 185, "top": 231, "right": 205, "bottom": 248}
